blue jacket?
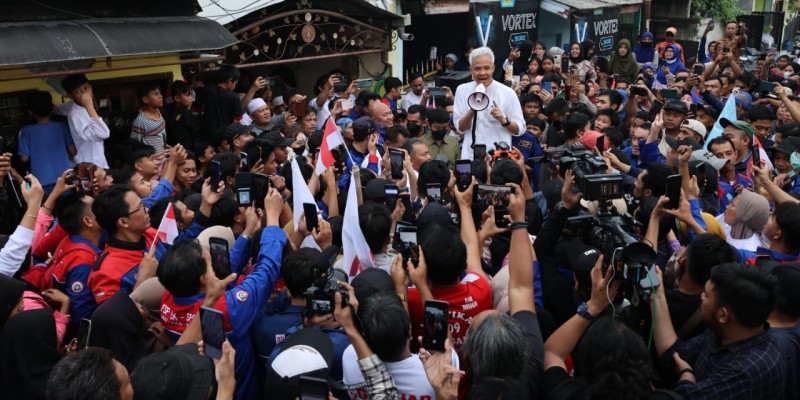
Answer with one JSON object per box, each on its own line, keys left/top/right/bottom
{"left": 338, "top": 145, "right": 380, "bottom": 189}
{"left": 142, "top": 179, "right": 174, "bottom": 209}
{"left": 251, "top": 292, "right": 304, "bottom": 362}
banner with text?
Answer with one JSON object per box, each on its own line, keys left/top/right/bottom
{"left": 570, "top": 7, "right": 622, "bottom": 57}
{"left": 469, "top": 0, "right": 540, "bottom": 74}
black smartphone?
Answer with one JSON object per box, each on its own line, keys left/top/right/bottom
{"left": 304, "top": 202, "right": 318, "bottom": 232}
{"left": 751, "top": 141, "right": 760, "bottom": 167}
{"left": 426, "top": 183, "right": 442, "bottom": 204}
{"left": 561, "top": 56, "right": 569, "bottom": 72}
{"left": 423, "top": 300, "right": 449, "bottom": 352}
{"left": 631, "top": 86, "right": 648, "bottom": 97}
{"left": 299, "top": 375, "right": 329, "bottom": 400}
{"left": 689, "top": 103, "right": 698, "bottom": 115}
{"left": 239, "top": 152, "right": 250, "bottom": 173}
{"left": 394, "top": 226, "right": 418, "bottom": 264}
{"left": 455, "top": 159, "right": 472, "bottom": 192}
{"left": 758, "top": 80, "right": 776, "bottom": 93}
{"left": 494, "top": 205, "right": 509, "bottom": 228}
{"left": 474, "top": 184, "right": 513, "bottom": 210}
{"left": 595, "top": 134, "right": 605, "bottom": 153}
{"left": 693, "top": 64, "right": 705, "bottom": 75}
{"left": 650, "top": 100, "right": 664, "bottom": 121}
{"left": 390, "top": 149, "right": 404, "bottom": 179}
{"left": 662, "top": 89, "right": 679, "bottom": 100}
{"left": 722, "top": 46, "right": 731, "bottom": 53}
{"left": 200, "top": 306, "right": 225, "bottom": 359}
{"left": 76, "top": 163, "right": 94, "bottom": 194}
{"left": 235, "top": 172, "right": 252, "bottom": 207}
{"left": 209, "top": 236, "right": 231, "bottom": 277}
{"left": 473, "top": 144, "right": 487, "bottom": 161}
{"left": 251, "top": 173, "right": 270, "bottom": 209}
{"left": 384, "top": 184, "right": 399, "bottom": 211}
{"left": 665, "top": 174, "right": 682, "bottom": 209}
{"left": 76, "top": 318, "right": 92, "bottom": 350}
{"left": 209, "top": 160, "right": 222, "bottom": 189}
{"left": 333, "top": 75, "right": 350, "bottom": 93}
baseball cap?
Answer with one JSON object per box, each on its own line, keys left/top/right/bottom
{"left": 266, "top": 328, "right": 343, "bottom": 399}
{"left": 352, "top": 117, "right": 377, "bottom": 141}
{"left": 781, "top": 79, "right": 799, "bottom": 92}
{"left": 225, "top": 122, "right": 254, "bottom": 142}
{"left": 720, "top": 117, "right": 755, "bottom": 138}
{"left": 558, "top": 236, "right": 600, "bottom": 272}
{"left": 697, "top": 104, "right": 719, "bottom": 120}
{"left": 681, "top": 119, "right": 708, "bottom": 141}
{"left": 690, "top": 149, "right": 729, "bottom": 170}
{"left": 393, "top": 108, "right": 407, "bottom": 121}
{"left": 263, "top": 131, "right": 295, "bottom": 148}
{"left": 769, "top": 136, "right": 800, "bottom": 156}
{"left": 363, "top": 178, "right": 389, "bottom": 203}
{"left": 351, "top": 268, "right": 395, "bottom": 302}
{"left": 734, "top": 92, "right": 753, "bottom": 111}
{"left": 130, "top": 344, "right": 214, "bottom": 400}
{"left": 663, "top": 100, "right": 688, "bottom": 115}
{"left": 666, "top": 27, "right": 677, "bottom": 36}
{"left": 665, "top": 135, "right": 702, "bottom": 151}
{"left": 417, "top": 202, "right": 455, "bottom": 244}
{"left": 247, "top": 98, "right": 268, "bottom": 115}
{"left": 272, "top": 95, "right": 285, "bottom": 107}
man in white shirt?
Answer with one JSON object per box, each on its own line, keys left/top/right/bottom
{"left": 402, "top": 72, "right": 426, "bottom": 110}
{"left": 55, "top": 75, "right": 110, "bottom": 168}
{"left": 453, "top": 47, "right": 525, "bottom": 160}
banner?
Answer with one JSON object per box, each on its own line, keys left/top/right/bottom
{"left": 570, "top": 7, "right": 622, "bottom": 57}
{"left": 469, "top": 0, "right": 540, "bottom": 73}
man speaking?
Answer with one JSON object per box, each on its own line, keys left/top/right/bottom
{"left": 453, "top": 46, "right": 525, "bottom": 160}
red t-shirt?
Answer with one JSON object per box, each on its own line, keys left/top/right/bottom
{"left": 407, "top": 273, "right": 493, "bottom": 350}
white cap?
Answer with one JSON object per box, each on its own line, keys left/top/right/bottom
{"left": 681, "top": 119, "right": 708, "bottom": 140}
{"left": 272, "top": 96, "right": 285, "bottom": 107}
{"left": 247, "top": 98, "right": 268, "bottom": 115}
{"left": 271, "top": 345, "right": 328, "bottom": 378}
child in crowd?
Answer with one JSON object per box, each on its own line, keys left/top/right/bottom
{"left": 130, "top": 82, "right": 167, "bottom": 178}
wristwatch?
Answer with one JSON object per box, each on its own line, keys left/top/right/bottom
{"left": 501, "top": 118, "right": 511, "bottom": 127}
{"left": 577, "top": 302, "right": 597, "bottom": 321}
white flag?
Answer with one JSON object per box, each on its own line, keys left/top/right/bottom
{"left": 290, "top": 157, "right": 318, "bottom": 231}
{"left": 342, "top": 173, "right": 375, "bottom": 279}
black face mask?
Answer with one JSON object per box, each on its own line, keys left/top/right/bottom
{"left": 408, "top": 122, "right": 420, "bottom": 136}
{"left": 431, "top": 129, "right": 447, "bottom": 140}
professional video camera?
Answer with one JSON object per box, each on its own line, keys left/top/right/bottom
{"left": 304, "top": 245, "right": 349, "bottom": 316}
{"left": 557, "top": 145, "right": 623, "bottom": 202}
{"left": 489, "top": 141, "right": 522, "bottom": 162}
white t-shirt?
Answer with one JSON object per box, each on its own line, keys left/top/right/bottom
{"left": 402, "top": 91, "right": 424, "bottom": 110}
{"left": 716, "top": 214, "right": 763, "bottom": 252}
{"left": 453, "top": 80, "right": 525, "bottom": 160}
{"left": 54, "top": 102, "right": 110, "bottom": 168}
{"left": 342, "top": 344, "right": 460, "bottom": 400}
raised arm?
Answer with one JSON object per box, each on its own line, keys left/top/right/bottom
{"left": 507, "top": 183, "right": 535, "bottom": 314}
{"left": 454, "top": 178, "right": 485, "bottom": 279}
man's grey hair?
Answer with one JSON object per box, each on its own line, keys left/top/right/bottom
{"left": 469, "top": 46, "right": 495, "bottom": 65}
{"left": 402, "top": 138, "right": 425, "bottom": 157}
{"left": 463, "top": 313, "right": 527, "bottom": 379}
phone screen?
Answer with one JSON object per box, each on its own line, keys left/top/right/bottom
{"left": 209, "top": 160, "right": 222, "bottom": 190}
{"left": 200, "top": 306, "right": 225, "bottom": 359}
{"left": 542, "top": 81, "right": 552, "bottom": 93}
{"left": 385, "top": 184, "right": 399, "bottom": 211}
{"left": 423, "top": 300, "right": 449, "bottom": 351}
{"left": 596, "top": 135, "right": 605, "bottom": 153}
{"left": 77, "top": 318, "right": 92, "bottom": 350}
{"left": 76, "top": 163, "right": 94, "bottom": 194}
{"left": 235, "top": 172, "right": 252, "bottom": 207}
{"left": 426, "top": 183, "right": 442, "bottom": 204}
{"left": 751, "top": 141, "right": 761, "bottom": 166}
{"left": 494, "top": 205, "right": 509, "bottom": 228}
{"left": 693, "top": 64, "right": 705, "bottom": 75}
{"left": 290, "top": 101, "right": 306, "bottom": 118}
{"left": 209, "top": 237, "right": 231, "bottom": 277}
{"left": 299, "top": 375, "right": 329, "bottom": 400}
{"left": 473, "top": 144, "right": 487, "bottom": 161}
{"left": 304, "top": 202, "right": 319, "bottom": 232}
{"left": 475, "top": 184, "right": 512, "bottom": 210}
{"left": 394, "top": 227, "right": 418, "bottom": 264}
{"left": 455, "top": 160, "right": 472, "bottom": 192}
{"left": 390, "top": 150, "right": 404, "bottom": 179}
{"left": 665, "top": 174, "right": 682, "bottom": 209}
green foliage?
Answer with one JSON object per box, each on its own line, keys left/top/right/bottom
{"left": 691, "top": 0, "right": 744, "bottom": 23}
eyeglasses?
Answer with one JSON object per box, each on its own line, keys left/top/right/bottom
{"left": 124, "top": 203, "right": 146, "bottom": 217}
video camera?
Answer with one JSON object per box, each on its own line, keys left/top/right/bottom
{"left": 489, "top": 141, "right": 522, "bottom": 162}
{"left": 304, "top": 245, "right": 349, "bottom": 316}
{"left": 557, "top": 145, "right": 623, "bottom": 202}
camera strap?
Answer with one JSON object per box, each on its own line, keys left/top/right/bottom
{"left": 471, "top": 113, "right": 478, "bottom": 150}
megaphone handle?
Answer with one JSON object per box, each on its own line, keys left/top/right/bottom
{"left": 470, "top": 112, "right": 478, "bottom": 150}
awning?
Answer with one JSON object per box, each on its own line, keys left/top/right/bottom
{"left": 0, "top": 16, "right": 238, "bottom": 66}
{"left": 541, "top": 0, "right": 641, "bottom": 16}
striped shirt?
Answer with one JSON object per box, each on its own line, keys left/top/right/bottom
{"left": 131, "top": 111, "right": 166, "bottom": 154}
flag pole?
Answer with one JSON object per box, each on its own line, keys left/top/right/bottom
{"left": 353, "top": 166, "right": 363, "bottom": 206}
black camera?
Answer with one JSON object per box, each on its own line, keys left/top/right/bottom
{"left": 558, "top": 145, "right": 622, "bottom": 202}
{"left": 304, "top": 245, "right": 349, "bottom": 315}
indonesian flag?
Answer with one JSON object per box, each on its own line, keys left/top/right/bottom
{"left": 156, "top": 202, "right": 179, "bottom": 245}
{"left": 343, "top": 173, "right": 375, "bottom": 279}
{"left": 316, "top": 116, "right": 344, "bottom": 175}
{"left": 291, "top": 157, "right": 319, "bottom": 232}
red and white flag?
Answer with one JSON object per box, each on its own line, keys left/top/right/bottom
{"left": 343, "top": 174, "right": 375, "bottom": 279}
{"left": 156, "top": 202, "right": 179, "bottom": 245}
{"left": 316, "top": 116, "right": 344, "bottom": 175}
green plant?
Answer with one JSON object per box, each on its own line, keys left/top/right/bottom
{"left": 691, "top": 0, "right": 744, "bottom": 22}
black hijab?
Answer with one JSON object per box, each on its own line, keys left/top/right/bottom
{"left": 512, "top": 40, "right": 535, "bottom": 75}
{"left": 91, "top": 291, "right": 147, "bottom": 370}
{"left": 0, "top": 274, "right": 26, "bottom": 328}
{"left": 568, "top": 41, "right": 584, "bottom": 64}
{"left": 0, "top": 309, "right": 61, "bottom": 400}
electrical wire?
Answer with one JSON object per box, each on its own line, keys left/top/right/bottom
{"left": 29, "top": 0, "right": 92, "bottom": 18}
{"left": 607, "top": 247, "right": 623, "bottom": 317}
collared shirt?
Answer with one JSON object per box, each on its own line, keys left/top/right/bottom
{"left": 659, "top": 329, "right": 785, "bottom": 399}
{"left": 402, "top": 91, "right": 423, "bottom": 110}
{"left": 420, "top": 134, "right": 460, "bottom": 169}
{"left": 453, "top": 80, "right": 526, "bottom": 160}
{"left": 54, "top": 102, "right": 110, "bottom": 168}
{"left": 358, "top": 354, "right": 399, "bottom": 400}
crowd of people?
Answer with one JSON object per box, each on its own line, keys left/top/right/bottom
{"left": 0, "top": 21, "right": 799, "bottom": 400}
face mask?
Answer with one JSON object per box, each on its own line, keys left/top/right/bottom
{"left": 431, "top": 129, "right": 447, "bottom": 140}
{"left": 791, "top": 151, "right": 800, "bottom": 170}
{"left": 407, "top": 122, "right": 419, "bottom": 136}
{"left": 785, "top": 72, "right": 791, "bottom": 79}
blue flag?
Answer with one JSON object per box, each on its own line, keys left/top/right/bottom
{"left": 705, "top": 91, "right": 738, "bottom": 146}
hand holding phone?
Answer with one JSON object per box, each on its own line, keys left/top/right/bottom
{"left": 455, "top": 160, "right": 472, "bottom": 192}
{"left": 200, "top": 306, "right": 225, "bottom": 359}
{"left": 303, "top": 202, "right": 319, "bottom": 232}
{"left": 423, "top": 300, "right": 449, "bottom": 352}
{"left": 390, "top": 149, "right": 404, "bottom": 179}
{"left": 665, "top": 174, "right": 682, "bottom": 209}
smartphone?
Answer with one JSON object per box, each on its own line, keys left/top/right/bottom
{"left": 595, "top": 134, "right": 605, "bottom": 153}
{"left": 355, "top": 78, "right": 373, "bottom": 89}
{"left": 200, "top": 306, "right": 225, "bottom": 359}
{"left": 426, "top": 183, "right": 442, "bottom": 204}
{"left": 473, "top": 144, "right": 487, "bottom": 161}
{"left": 76, "top": 163, "right": 94, "bottom": 194}
{"left": 455, "top": 159, "right": 472, "bottom": 192}
{"left": 429, "top": 46, "right": 438, "bottom": 61}
{"left": 394, "top": 226, "right": 418, "bottom": 264}
{"left": 290, "top": 101, "right": 306, "bottom": 118}
{"left": 631, "top": 86, "right": 647, "bottom": 97}
{"left": 474, "top": 184, "right": 512, "bottom": 215}
{"left": 759, "top": 80, "right": 776, "bottom": 93}
{"left": 209, "top": 236, "right": 231, "bottom": 277}
{"left": 240, "top": 152, "right": 250, "bottom": 172}
{"left": 662, "top": 89, "right": 678, "bottom": 100}
{"left": 542, "top": 81, "right": 552, "bottom": 93}
{"left": 251, "top": 173, "right": 270, "bottom": 209}
{"left": 423, "top": 300, "right": 449, "bottom": 352}
{"left": 665, "top": 174, "right": 682, "bottom": 209}
{"left": 299, "top": 375, "right": 329, "bottom": 400}
{"left": 341, "top": 99, "right": 353, "bottom": 112}
{"left": 494, "top": 205, "right": 509, "bottom": 228}
{"left": 707, "top": 19, "right": 714, "bottom": 30}
{"left": 689, "top": 103, "right": 698, "bottom": 114}
{"left": 333, "top": 76, "right": 350, "bottom": 93}
{"left": 76, "top": 318, "right": 92, "bottom": 350}
{"left": 650, "top": 100, "right": 664, "bottom": 121}
{"left": 693, "top": 64, "right": 705, "bottom": 75}
{"left": 768, "top": 48, "right": 777, "bottom": 58}
{"left": 235, "top": 172, "right": 252, "bottom": 207}
{"left": 390, "top": 149, "right": 404, "bottom": 179}
{"left": 666, "top": 74, "right": 676, "bottom": 87}
{"left": 553, "top": 54, "right": 562, "bottom": 71}
{"left": 304, "top": 202, "right": 319, "bottom": 232}
{"left": 384, "top": 184, "right": 399, "bottom": 211}
{"left": 722, "top": 46, "right": 731, "bottom": 53}
{"left": 209, "top": 160, "right": 222, "bottom": 190}
{"left": 751, "top": 141, "right": 761, "bottom": 167}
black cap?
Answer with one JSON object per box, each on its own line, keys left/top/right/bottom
{"left": 225, "top": 122, "right": 254, "bottom": 142}
{"left": 781, "top": 79, "right": 799, "bottom": 92}
{"left": 393, "top": 108, "right": 408, "bottom": 120}
{"left": 363, "top": 179, "right": 389, "bottom": 203}
{"left": 130, "top": 344, "right": 215, "bottom": 400}
{"left": 665, "top": 135, "right": 702, "bottom": 151}
{"left": 352, "top": 117, "right": 377, "bottom": 141}
{"left": 663, "top": 100, "right": 688, "bottom": 115}
{"left": 262, "top": 131, "right": 294, "bottom": 148}
{"left": 770, "top": 136, "right": 800, "bottom": 156}
{"left": 558, "top": 237, "right": 600, "bottom": 272}
{"left": 417, "top": 202, "right": 455, "bottom": 244}
{"left": 352, "top": 268, "right": 395, "bottom": 303}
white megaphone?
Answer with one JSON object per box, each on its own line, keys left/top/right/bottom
{"left": 467, "top": 83, "right": 489, "bottom": 111}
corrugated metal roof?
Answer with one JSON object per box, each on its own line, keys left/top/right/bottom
{"left": 555, "top": 0, "right": 642, "bottom": 10}
{"left": 0, "top": 16, "right": 237, "bottom": 66}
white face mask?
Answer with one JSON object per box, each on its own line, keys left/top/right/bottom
{"left": 785, "top": 71, "right": 792, "bottom": 79}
